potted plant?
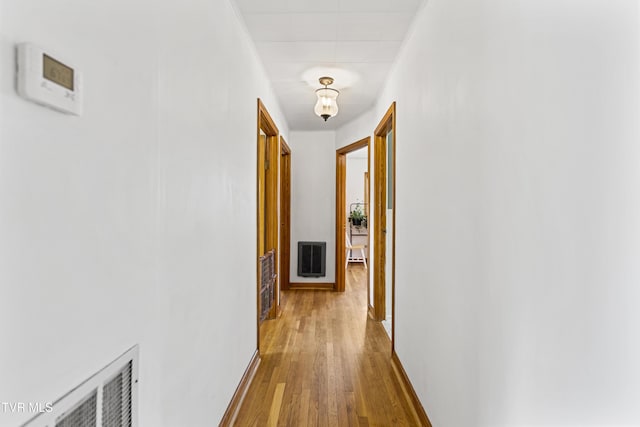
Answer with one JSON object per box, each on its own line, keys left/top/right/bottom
{"left": 349, "top": 205, "right": 366, "bottom": 227}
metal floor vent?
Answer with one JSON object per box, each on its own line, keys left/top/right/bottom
{"left": 22, "top": 345, "right": 138, "bottom": 427}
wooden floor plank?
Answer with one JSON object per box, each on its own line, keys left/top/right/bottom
{"left": 234, "top": 265, "right": 424, "bottom": 426}
{"left": 267, "top": 382, "right": 285, "bottom": 427}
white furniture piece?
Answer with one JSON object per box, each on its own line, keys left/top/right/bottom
{"left": 346, "top": 231, "right": 367, "bottom": 269}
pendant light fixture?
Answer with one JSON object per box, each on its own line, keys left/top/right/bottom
{"left": 314, "top": 77, "right": 339, "bottom": 122}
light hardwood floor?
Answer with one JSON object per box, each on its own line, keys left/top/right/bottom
{"left": 233, "top": 265, "right": 423, "bottom": 426}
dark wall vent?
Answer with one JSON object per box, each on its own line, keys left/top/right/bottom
{"left": 298, "top": 241, "right": 326, "bottom": 277}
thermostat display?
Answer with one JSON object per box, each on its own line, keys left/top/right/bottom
{"left": 43, "top": 54, "right": 74, "bottom": 91}
{"left": 17, "top": 43, "right": 82, "bottom": 115}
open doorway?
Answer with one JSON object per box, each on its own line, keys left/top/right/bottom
{"left": 335, "top": 137, "right": 370, "bottom": 298}
{"left": 280, "top": 137, "right": 291, "bottom": 291}
{"left": 256, "top": 99, "right": 280, "bottom": 354}
{"left": 373, "top": 102, "right": 396, "bottom": 345}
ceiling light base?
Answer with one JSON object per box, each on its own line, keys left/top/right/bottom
{"left": 319, "top": 77, "right": 334, "bottom": 86}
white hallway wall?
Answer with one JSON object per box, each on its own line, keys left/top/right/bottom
{"left": 0, "top": 0, "right": 287, "bottom": 426}
{"left": 289, "top": 131, "right": 336, "bottom": 283}
{"left": 337, "top": 0, "right": 640, "bottom": 425}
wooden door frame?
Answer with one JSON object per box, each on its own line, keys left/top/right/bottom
{"left": 335, "top": 137, "right": 371, "bottom": 294}
{"left": 280, "top": 137, "right": 291, "bottom": 291}
{"left": 373, "top": 102, "right": 396, "bottom": 350}
{"left": 256, "top": 99, "right": 280, "bottom": 351}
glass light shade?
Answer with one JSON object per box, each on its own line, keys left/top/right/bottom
{"left": 314, "top": 87, "right": 339, "bottom": 121}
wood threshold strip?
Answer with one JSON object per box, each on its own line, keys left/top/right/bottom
{"left": 219, "top": 350, "right": 261, "bottom": 427}
{"left": 288, "top": 282, "right": 335, "bottom": 290}
{"left": 391, "top": 351, "right": 433, "bottom": 427}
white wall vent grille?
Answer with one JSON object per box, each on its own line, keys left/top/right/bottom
{"left": 55, "top": 390, "right": 97, "bottom": 427}
{"left": 102, "top": 360, "right": 132, "bottom": 427}
{"left": 22, "top": 345, "right": 138, "bottom": 427}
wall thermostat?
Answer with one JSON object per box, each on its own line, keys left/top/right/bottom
{"left": 17, "top": 43, "right": 83, "bottom": 115}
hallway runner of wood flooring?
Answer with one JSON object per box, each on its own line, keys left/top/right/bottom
{"left": 233, "top": 266, "right": 425, "bottom": 426}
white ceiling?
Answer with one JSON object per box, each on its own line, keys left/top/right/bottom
{"left": 232, "top": 0, "right": 425, "bottom": 131}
